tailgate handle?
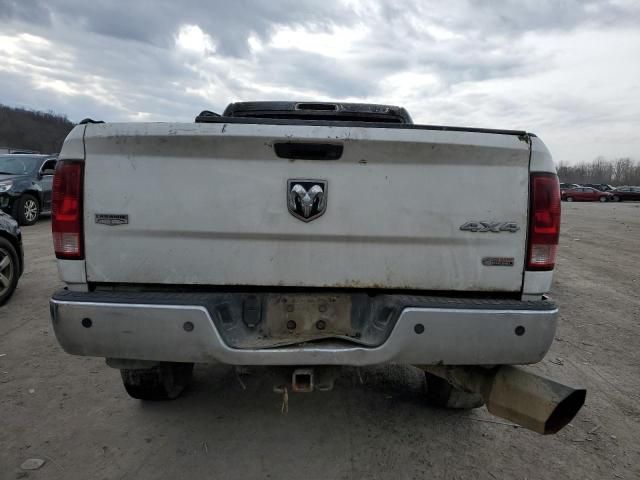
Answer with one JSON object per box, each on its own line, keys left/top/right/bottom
{"left": 274, "top": 143, "right": 343, "bottom": 160}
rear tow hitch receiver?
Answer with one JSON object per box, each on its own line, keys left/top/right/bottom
{"left": 292, "top": 368, "right": 314, "bottom": 393}
{"left": 274, "top": 366, "right": 339, "bottom": 394}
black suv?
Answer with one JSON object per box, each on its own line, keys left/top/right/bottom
{"left": 0, "top": 154, "right": 57, "bottom": 225}
{"left": 0, "top": 211, "right": 23, "bottom": 305}
{"left": 611, "top": 186, "right": 640, "bottom": 202}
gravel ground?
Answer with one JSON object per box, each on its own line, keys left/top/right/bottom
{"left": 0, "top": 202, "right": 638, "bottom": 480}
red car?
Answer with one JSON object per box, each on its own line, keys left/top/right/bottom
{"left": 610, "top": 186, "right": 640, "bottom": 202}
{"left": 561, "top": 187, "right": 612, "bottom": 202}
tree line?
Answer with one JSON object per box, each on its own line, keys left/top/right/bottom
{"left": 0, "top": 104, "right": 75, "bottom": 154}
{"left": 557, "top": 157, "right": 640, "bottom": 186}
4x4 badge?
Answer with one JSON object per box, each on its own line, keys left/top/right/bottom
{"left": 287, "top": 179, "right": 327, "bottom": 222}
{"left": 460, "top": 221, "right": 519, "bottom": 233}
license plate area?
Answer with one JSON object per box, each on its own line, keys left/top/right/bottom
{"left": 265, "top": 294, "right": 352, "bottom": 341}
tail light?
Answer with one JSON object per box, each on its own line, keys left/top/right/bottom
{"left": 52, "top": 161, "right": 84, "bottom": 259}
{"left": 527, "top": 173, "right": 560, "bottom": 270}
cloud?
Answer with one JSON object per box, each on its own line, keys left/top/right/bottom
{"left": 175, "top": 25, "right": 217, "bottom": 56}
{"left": 0, "top": 0, "right": 639, "bottom": 162}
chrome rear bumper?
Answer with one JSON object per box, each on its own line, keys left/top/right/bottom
{"left": 50, "top": 291, "right": 557, "bottom": 366}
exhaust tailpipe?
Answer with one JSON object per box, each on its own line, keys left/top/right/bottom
{"left": 421, "top": 365, "right": 586, "bottom": 434}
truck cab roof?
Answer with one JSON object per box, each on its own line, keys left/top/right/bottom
{"left": 197, "top": 101, "right": 413, "bottom": 124}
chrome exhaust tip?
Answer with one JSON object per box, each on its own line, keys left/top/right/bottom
{"left": 421, "top": 365, "right": 586, "bottom": 434}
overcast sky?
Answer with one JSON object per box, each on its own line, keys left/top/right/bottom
{"left": 1, "top": 0, "right": 639, "bottom": 163}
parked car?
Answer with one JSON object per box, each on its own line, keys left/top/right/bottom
{"left": 0, "top": 211, "right": 24, "bottom": 305}
{"left": 610, "top": 186, "right": 640, "bottom": 202}
{"left": 0, "top": 148, "right": 40, "bottom": 154}
{"left": 560, "top": 183, "right": 580, "bottom": 193}
{"left": 0, "top": 154, "right": 57, "bottom": 225}
{"left": 49, "top": 100, "right": 585, "bottom": 434}
{"left": 582, "top": 183, "right": 615, "bottom": 192}
{"left": 561, "top": 187, "right": 612, "bottom": 202}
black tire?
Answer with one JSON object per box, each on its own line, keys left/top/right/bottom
{"left": 15, "top": 194, "right": 40, "bottom": 226}
{"left": 120, "top": 362, "right": 194, "bottom": 400}
{"left": 566, "top": 196, "right": 574, "bottom": 202}
{"left": 0, "top": 237, "right": 20, "bottom": 305}
{"left": 612, "top": 195, "right": 621, "bottom": 202}
{"left": 599, "top": 196, "right": 608, "bottom": 202}
{"left": 424, "top": 372, "right": 484, "bottom": 409}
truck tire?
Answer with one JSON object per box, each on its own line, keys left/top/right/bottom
{"left": 120, "top": 362, "right": 194, "bottom": 400}
{"left": 15, "top": 194, "right": 40, "bottom": 226}
{"left": 424, "top": 371, "right": 484, "bottom": 409}
{"left": 0, "top": 237, "right": 19, "bottom": 306}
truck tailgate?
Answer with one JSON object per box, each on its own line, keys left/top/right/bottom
{"left": 82, "top": 122, "right": 530, "bottom": 292}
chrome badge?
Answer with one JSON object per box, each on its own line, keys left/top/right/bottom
{"left": 482, "top": 257, "right": 515, "bottom": 267}
{"left": 460, "top": 221, "right": 519, "bottom": 233}
{"left": 95, "top": 214, "right": 128, "bottom": 226}
{"left": 287, "top": 179, "right": 327, "bottom": 222}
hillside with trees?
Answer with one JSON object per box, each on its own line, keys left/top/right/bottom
{"left": 557, "top": 157, "right": 640, "bottom": 186}
{"left": 0, "top": 104, "right": 75, "bottom": 154}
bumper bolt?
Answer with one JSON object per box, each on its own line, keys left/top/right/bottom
{"left": 183, "top": 321, "right": 194, "bottom": 332}
{"left": 286, "top": 320, "right": 297, "bottom": 330}
{"left": 316, "top": 320, "right": 326, "bottom": 330}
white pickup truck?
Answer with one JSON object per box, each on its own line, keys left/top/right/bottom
{"left": 50, "top": 102, "right": 584, "bottom": 434}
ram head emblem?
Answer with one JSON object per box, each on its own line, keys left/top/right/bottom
{"left": 287, "top": 180, "right": 328, "bottom": 222}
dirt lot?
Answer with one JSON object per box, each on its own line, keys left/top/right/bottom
{"left": 1, "top": 203, "right": 639, "bottom": 480}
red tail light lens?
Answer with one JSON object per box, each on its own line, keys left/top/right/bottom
{"left": 52, "top": 161, "right": 84, "bottom": 259}
{"left": 527, "top": 173, "right": 560, "bottom": 270}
